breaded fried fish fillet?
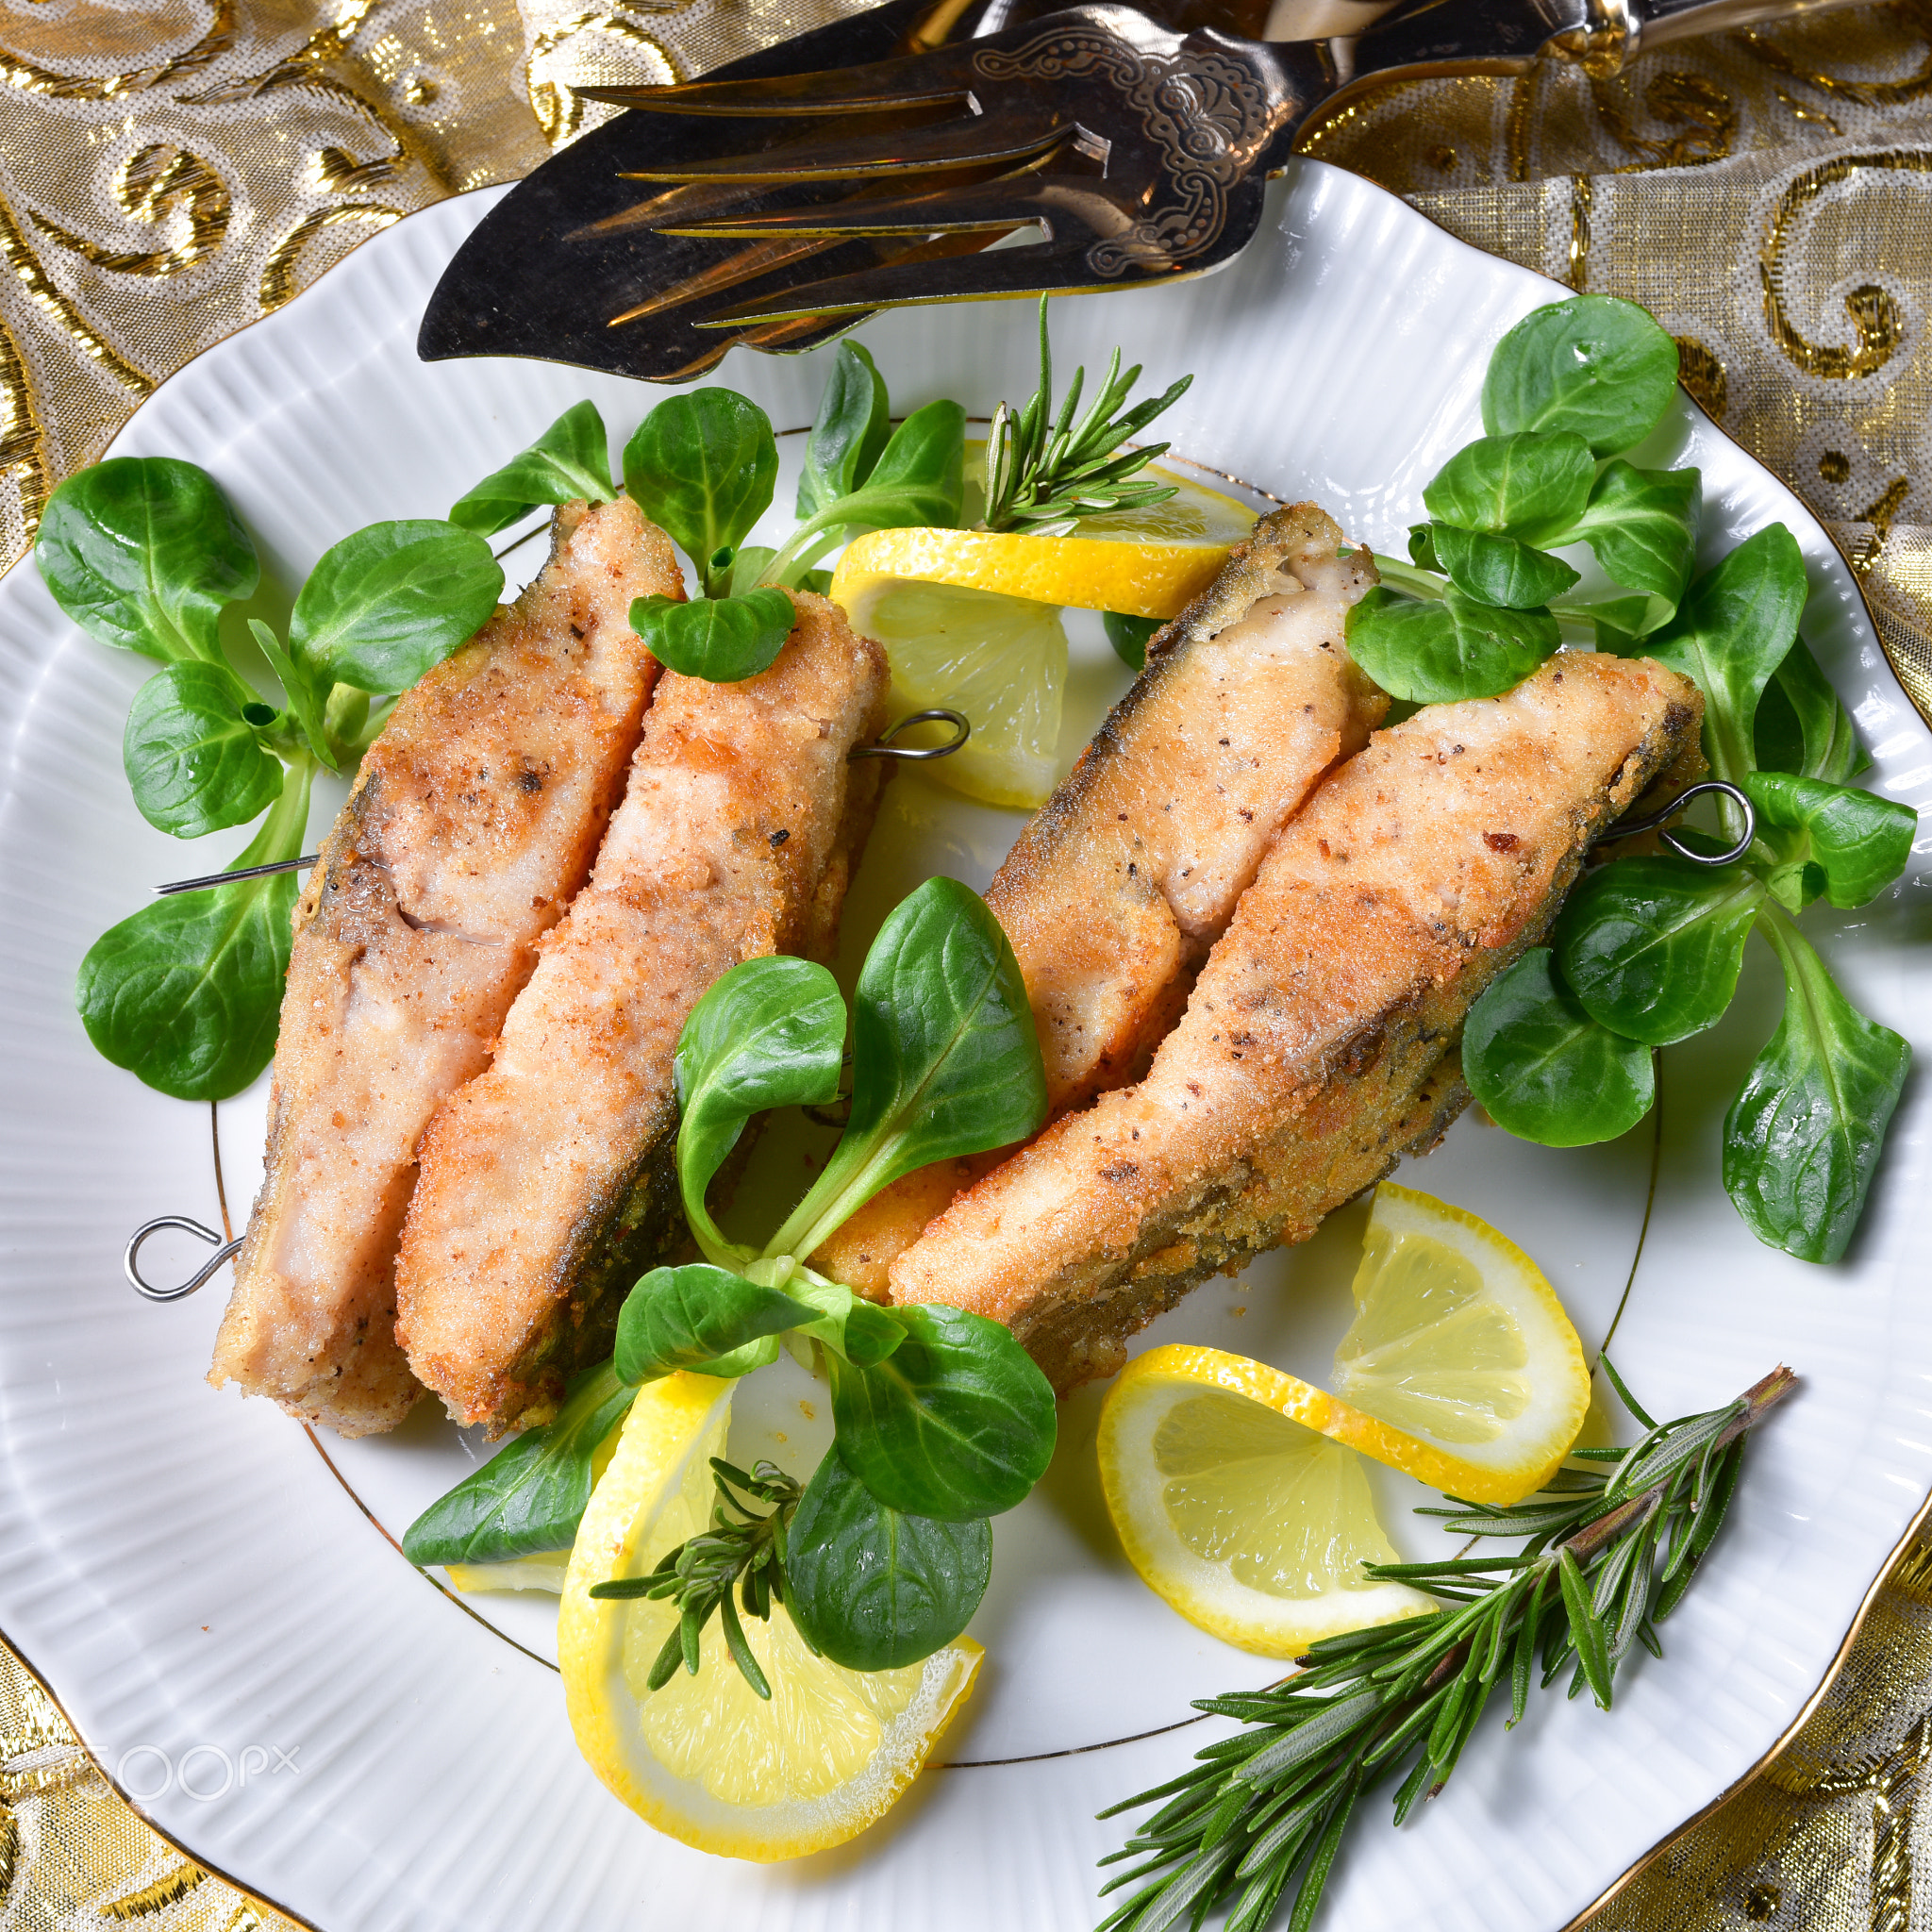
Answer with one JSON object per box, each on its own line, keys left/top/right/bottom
{"left": 891, "top": 653, "right": 1703, "bottom": 1391}
{"left": 209, "top": 499, "right": 682, "bottom": 1437}
{"left": 395, "top": 591, "right": 889, "bottom": 1432}
{"left": 813, "top": 505, "right": 1385, "bottom": 1295}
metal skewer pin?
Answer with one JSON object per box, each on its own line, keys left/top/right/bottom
{"left": 849, "top": 708, "right": 970, "bottom": 762}
{"left": 151, "top": 713, "right": 973, "bottom": 896}
{"left": 156, "top": 854, "right": 321, "bottom": 895}
{"left": 1595, "top": 780, "right": 1756, "bottom": 867}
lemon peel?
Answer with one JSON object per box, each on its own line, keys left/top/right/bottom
{"left": 559, "top": 1374, "right": 980, "bottom": 1860}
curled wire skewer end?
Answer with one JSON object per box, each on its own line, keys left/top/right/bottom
{"left": 1599, "top": 780, "right": 1756, "bottom": 867}
{"left": 851, "top": 708, "right": 971, "bottom": 762}
{"left": 125, "top": 1216, "right": 242, "bottom": 1303}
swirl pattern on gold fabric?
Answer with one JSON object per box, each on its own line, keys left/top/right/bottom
{"left": 1758, "top": 148, "right": 1930, "bottom": 379}
{"left": 0, "top": 7, "right": 1930, "bottom": 1932}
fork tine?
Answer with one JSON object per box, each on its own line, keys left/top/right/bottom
{"left": 643, "top": 230, "right": 1001, "bottom": 375}
{"left": 614, "top": 108, "right": 1065, "bottom": 186}
{"left": 656, "top": 312, "right": 847, "bottom": 383}
{"left": 605, "top": 237, "right": 846, "bottom": 325}
{"left": 575, "top": 43, "right": 975, "bottom": 118}
{"left": 699, "top": 227, "right": 1115, "bottom": 326}
{"left": 658, "top": 175, "right": 1085, "bottom": 242}
{"left": 569, "top": 175, "right": 773, "bottom": 241}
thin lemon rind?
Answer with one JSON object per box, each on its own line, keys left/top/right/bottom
{"left": 832, "top": 526, "right": 1231, "bottom": 621}
{"left": 559, "top": 1374, "right": 980, "bottom": 1862}
{"left": 1123, "top": 1341, "right": 1568, "bottom": 1509}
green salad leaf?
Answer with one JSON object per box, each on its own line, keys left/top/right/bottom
{"left": 1643, "top": 525, "right": 1808, "bottom": 785}
{"left": 768, "top": 874, "right": 1046, "bottom": 1259}
{"left": 614, "top": 1263, "right": 815, "bottom": 1385}
{"left": 1741, "top": 771, "right": 1917, "bottom": 910}
{"left": 290, "top": 519, "right": 504, "bottom": 696}
{"left": 1104, "top": 610, "right": 1163, "bottom": 671}
{"left": 631, "top": 587, "right": 796, "bottom": 685}
{"left": 623, "top": 389, "right": 779, "bottom": 598}
{"left": 122, "top": 660, "right": 286, "bottom": 837}
{"left": 1422, "top": 430, "right": 1594, "bottom": 541}
{"left": 246, "top": 617, "right": 337, "bottom": 772}
{"left": 75, "top": 759, "right": 313, "bottom": 1101}
{"left": 672, "top": 954, "right": 845, "bottom": 1264}
{"left": 787, "top": 1450, "right": 992, "bottom": 1671}
{"left": 1481, "top": 294, "right": 1680, "bottom": 456}
{"left": 1428, "top": 524, "right": 1579, "bottom": 609}
{"left": 36, "top": 456, "right": 258, "bottom": 663}
{"left": 402, "top": 1362, "right": 637, "bottom": 1564}
{"left": 1562, "top": 461, "right": 1700, "bottom": 626}
{"left": 1755, "top": 636, "right": 1869, "bottom": 783}
{"left": 1554, "top": 858, "right": 1763, "bottom": 1046}
{"left": 762, "top": 399, "right": 966, "bottom": 589}
{"left": 797, "top": 341, "right": 892, "bottom": 519}
{"left": 1462, "top": 949, "right": 1655, "bottom": 1146}
{"left": 1724, "top": 910, "right": 1910, "bottom": 1264}
{"left": 447, "top": 400, "right": 617, "bottom": 534}
{"left": 1345, "top": 582, "right": 1559, "bottom": 703}
{"left": 778, "top": 1269, "right": 908, "bottom": 1369}
{"left": 826, "top": 1303, "right": 1057, "bottom": 1521}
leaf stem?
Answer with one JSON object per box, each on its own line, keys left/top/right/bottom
{"left": 246, "top": 748, "right": 316, "bottom": 868}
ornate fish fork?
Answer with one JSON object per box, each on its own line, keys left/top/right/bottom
{"left": 419, "top": 0, "right": 1849, "bottom": 382}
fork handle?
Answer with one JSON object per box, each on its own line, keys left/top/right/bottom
{"left": 1634, "top": 0, "right": 1849, "bottom": 48}
{"left": 1346, "top": 0, "right": 1855, "bottom": 92}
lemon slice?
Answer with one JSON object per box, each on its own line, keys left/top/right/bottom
{"left": 832, "top": 467, "right": 1256, "bottom": 622}
{"left": 848, "top": 576, "right": 1067, "bottom": 808}
{"left": 558, "top": 1374, "right": 981, "bottom": 1861}
{"left": 1098, "top": 1347, "right": 1438, "bottom": 1657}
{"left": 1333, "top": 1182, "right": 1590, "bottom": 1500}
{"left": 446, "top": 1550, "right": 573, "bottom": 1594}
{"left": 830, "top": 464, "right": 1255, "bottom": 809}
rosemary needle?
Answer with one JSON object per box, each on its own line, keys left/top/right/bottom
{"left": 1095, "top": 1363, "right": 1796, "bottom": 1932}
{"left": 981, "top": 297, "right": 1193, "bottom": 536}
{"left": 590, "top": 1457, "right": 811, "bottom": 1700}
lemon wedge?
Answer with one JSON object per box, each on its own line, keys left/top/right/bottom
{"left": 832, "top": 466, "right": 1256, "bottom": 621}
{"left": 558, "top": 1373, "right": 981, "bottom": 1861}
{"left": 1332, "top": 1182, "right": 1591, "bottom": 1501}
{"left": 846, "top": 576, "right": 1067, "bottom": 809}
{"left": 829, "top": 465, "right": 1257, "bottom": 809}
{"left": 445, "top": 1550, "right": 573, "bottom": 1594}
{"left": 1097, "top": 1188, "right": 1591, "bottom": 1652}
{"left": 1098, "top": 1347, "right": 1438, "bottom": 1657}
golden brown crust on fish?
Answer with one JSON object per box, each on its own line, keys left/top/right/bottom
{"left": 208, "top": 499, "right": 682, "bottom": 1437}
{"left": 814, "top": 505, "right": 1386, "bottom": 1295}
{"left": 890, "top": 653, "right": 1703, "bottom": 1391}
{"left": 395, "top": 591, "right": 889, "bottom": 1432}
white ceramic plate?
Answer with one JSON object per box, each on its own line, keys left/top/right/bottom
{"left": 1, "top": 160, "right": 1927, "bottom": 1932}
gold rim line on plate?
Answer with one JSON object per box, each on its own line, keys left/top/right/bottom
{"left": 1559, "top": 1480, "right": 1932, "bottom": 1931}
{"left": 283, "top": 1026, "right": 1669, "bottom": 1772}
{"left": 0, "top": 1630, "right": 325, "bottom": 1932}
{"left": 0, "top": 171, "right": 1917, "bottom": 1912}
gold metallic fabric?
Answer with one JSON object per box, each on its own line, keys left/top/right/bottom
{"left": 0, "top": 1640, "right": 292, "bottom": 1929}
{"left": 2, "top": 3, "right": 1930, "bottom": 1928}
{"left": 1305, "top": 1, "right": 1932, "bottom": 732}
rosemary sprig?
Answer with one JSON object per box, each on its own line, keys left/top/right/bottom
{"left": 981, "top": 297, "right": 1193, "bottom": 534}
{"left": 590, "top": 1457, "right": 809, "bottom": 1700}
{"left": 1094, "top": 1362, "right": 1797, "bottom": 1932}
